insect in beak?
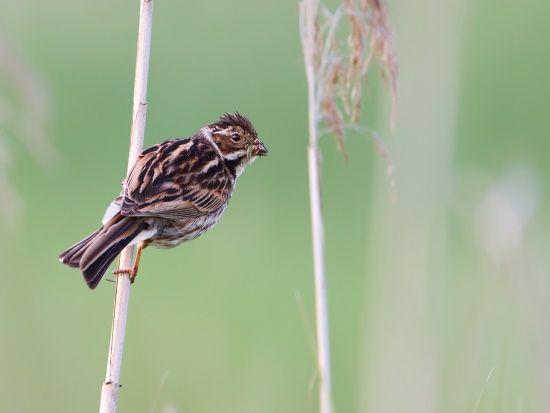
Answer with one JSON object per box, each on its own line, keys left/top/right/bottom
{"left": 246, "top": 145, "right": 253, "bottom": 159}
{"left": 253, "top": 139, "right": 268, "bottom": 157}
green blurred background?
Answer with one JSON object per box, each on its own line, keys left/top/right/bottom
{"left": 1, "top": 0, "right": 549, "bottom": 412}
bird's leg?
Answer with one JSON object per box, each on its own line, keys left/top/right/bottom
{"left": 113, "top": 240, "right": 147, "bottom": 283}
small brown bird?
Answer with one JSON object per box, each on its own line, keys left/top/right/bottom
{"left": 60, "top": 112, "right": 268, "bottom": 289}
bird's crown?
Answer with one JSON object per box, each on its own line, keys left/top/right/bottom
{"left": 211, "top": 111, "right": 258, "bottom": 139}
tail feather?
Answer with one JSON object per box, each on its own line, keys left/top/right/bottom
{"left": 82, "top": 241, "right": 131, "bottom": 289}
{"left": 59, "top": 213, "right": 147, "bottom": 289}
{"left": 59, "top": 229, "right": 102, "bottom": 268}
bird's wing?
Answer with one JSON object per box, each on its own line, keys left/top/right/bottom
{"left": 119, "top": 138, "right": 233, "bottom": 220}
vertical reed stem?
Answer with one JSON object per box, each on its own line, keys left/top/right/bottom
{"left": 99, "top": 1, "right": 153, "bottom": 412}
{"left": 302, "top": 0, "right": 333, "bottom": 411}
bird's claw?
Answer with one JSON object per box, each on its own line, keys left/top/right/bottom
{"left": 112, "top": 267, "right": 138, "bottom": 283}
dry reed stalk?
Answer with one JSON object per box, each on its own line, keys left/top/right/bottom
{"left": 99, "top": 1, "right": 153, "bottom": 412}
{"left": 299, "top": 0, "right": 398, "bottom": 411}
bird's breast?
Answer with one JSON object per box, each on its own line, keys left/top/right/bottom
{"left": 148, "top": 211, "right": 225, "bottom": 249}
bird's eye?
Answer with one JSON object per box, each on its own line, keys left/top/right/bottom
{"left": 231, "top": 133, "right": 241, "bottom": 142}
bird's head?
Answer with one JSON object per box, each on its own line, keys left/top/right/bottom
{"left": 207, "top": 112, "right": 268, "bottom": 177}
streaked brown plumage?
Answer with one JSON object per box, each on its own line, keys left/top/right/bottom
{"left": 59, "top": 112, "right": 268, "bottom": 289}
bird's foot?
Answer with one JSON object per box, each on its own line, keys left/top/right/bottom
{"left": 113, "top": 266, "right": 138, "bottom": 283}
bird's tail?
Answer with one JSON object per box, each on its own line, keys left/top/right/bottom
{"left": 59, "top": 213, "right": 148, "bottom": 289}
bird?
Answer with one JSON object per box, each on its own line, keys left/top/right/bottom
{"left": 59, "top": 112, "right": 268, "bottom": 289}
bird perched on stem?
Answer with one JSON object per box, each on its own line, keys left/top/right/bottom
{"left": 59, "top": 112, "right": 268, "bottom": 289}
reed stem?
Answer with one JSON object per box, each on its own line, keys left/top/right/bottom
{"left": 98, "top": 1, "right": 153, "bottom": 411}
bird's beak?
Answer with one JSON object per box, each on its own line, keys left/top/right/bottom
{"left": 252, "top": 139, "right": 269, "bottom": 157}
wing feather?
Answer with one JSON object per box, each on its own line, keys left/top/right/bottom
{"left": 119, "top": 138, "right": 233, "bottom": 220}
